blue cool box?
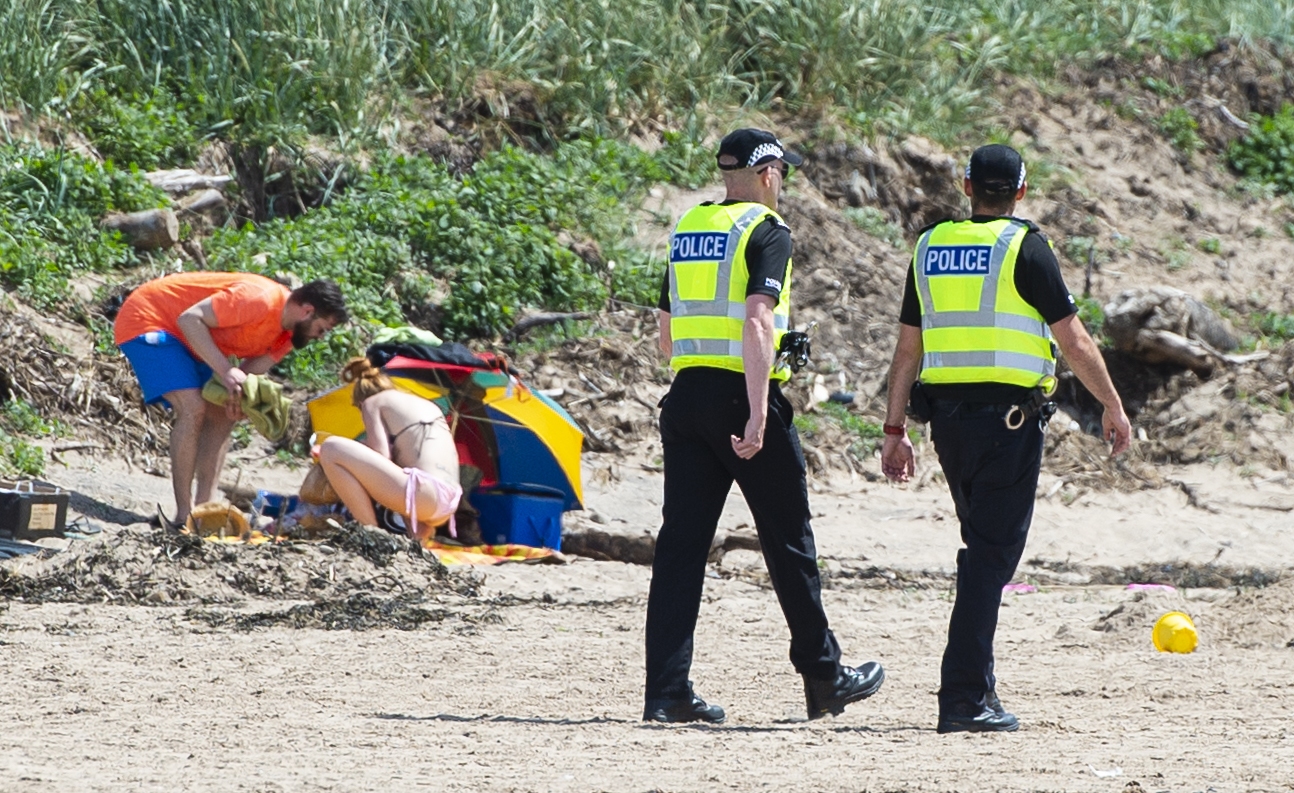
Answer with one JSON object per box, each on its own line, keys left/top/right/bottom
{"left": 253, "top": 491, "right": 300, "bottom": 518}
{"left": 472, "top": 489, "right": 563, "bottom": 550}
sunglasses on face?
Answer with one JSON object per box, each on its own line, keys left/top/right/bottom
{"left": 760, "top": 161, "right": 789, "bottom": 179}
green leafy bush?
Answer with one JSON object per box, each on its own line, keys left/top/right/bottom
{"left": 0, "top": 144, "right": 167, "bottom": 308}
{"left": 1254, "top": 312, "right": 1294, "bottom": 340}
{"left": 0, "top": 434, "right": 45, "bottom": 478}
{"left": 0, "top": 398, "right": 61, "bottom": 478}
{"left": 1228, "top": 106, "right": 1294, "bottom": 194}
{"left": 207, "top": 140, "right": 668, "bottom": 384}
{"left": 608, "top": 249, "right": 666, "bottom": 310}
{"left": 1, "top": 399, "right": 63, "bottom": 437}
{"left": 72, "top": 89, "right": 202, "bottom": 170}
{"left": 1158, "top": 107, "right": 1202, "bottom": 153}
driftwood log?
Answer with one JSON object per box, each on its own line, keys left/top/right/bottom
{"left": 1104, "top": 287, "right": 1247, "bottom": 377}
{"left": 560, "top": 526, "right": 761, "bottom": 565}
{"left": 178, "top": 188, "right": 227, "bottom": 215}
{"left": 145, "top": 169, "right": 233, "bottom": 193}
{"left": 102, "top": 208, "right": 179, "bottom": 250}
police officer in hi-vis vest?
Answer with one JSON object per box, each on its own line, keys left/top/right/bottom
{"left": 644, "top": 128, "right": 885, "bottom": 724}
{"left": 881, "top": 144, "right": 1132, "bottom": 733}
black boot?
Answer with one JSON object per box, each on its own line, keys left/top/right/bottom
{"left": 643, "top": 683, "right": 725, "bottom": 724}
{"left": 937, "top": 692, "right": 1019, "bottom": 734}
{"left": 803, "top": 661, "right": 885, "bottom": 720}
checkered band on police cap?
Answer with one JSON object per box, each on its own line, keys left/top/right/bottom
{"left": 717, "top": 128, "right": 805, "bottom": 171}
{"left": 746, "top": 143, "right": 783, "bottom": 168}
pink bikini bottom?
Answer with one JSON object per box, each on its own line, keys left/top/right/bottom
{"left": 404, "top": 467, "right": 463, "bottom": 538}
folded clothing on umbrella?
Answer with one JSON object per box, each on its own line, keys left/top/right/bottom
{"left": 202, "top": 373, "right": 292, "bottom": 441}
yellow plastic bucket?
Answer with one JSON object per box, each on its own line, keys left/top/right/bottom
{"left": 1152, "top": 611, "right": 1199, "bottom": 654}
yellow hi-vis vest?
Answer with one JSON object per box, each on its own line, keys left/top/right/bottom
{"left": 913, "top": 218, "right": 1056, "bottom": 388}
{"left": 667, "top": 202, "right": 792, "bottom": 381}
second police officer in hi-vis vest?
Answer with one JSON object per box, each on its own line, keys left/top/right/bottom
{"left": 644, "top": 128, "right": 886, "bottom": 724}
{"left": 882, "top": 144, "right": 1132, "bottom": 733}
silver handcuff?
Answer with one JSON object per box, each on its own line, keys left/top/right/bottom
{"left": 1003, "top": 375, "right": 1058, "bottom": 430}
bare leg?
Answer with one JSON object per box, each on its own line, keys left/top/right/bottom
{"left": 164, "top": 389, "right": 206, "bottom": 523}
{"left": 318, "top": 437, "right": 447, "bottom": 529}
{"left": 195, "top": 400, "right": 236, "bottom": 505}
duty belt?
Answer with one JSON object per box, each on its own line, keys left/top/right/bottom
{"left": 1003, "top": 376, "right": 1058, "bottom": 430}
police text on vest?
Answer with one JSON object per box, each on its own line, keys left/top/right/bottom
{"left": 671, "top": 232, "right": 729, "bottom": 263}
{"left": 923, "top": 245, "right": 993, "bottom": 275}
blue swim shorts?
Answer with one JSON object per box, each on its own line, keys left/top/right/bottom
{"left": 118, "top": 330, "right": 214, "bottom": 406}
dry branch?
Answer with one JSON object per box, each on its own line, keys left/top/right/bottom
{"left": 505, "top": 311, "right": 593, "bottom": 340}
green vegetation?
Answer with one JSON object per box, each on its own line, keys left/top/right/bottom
{"left": 1062, "top": 236, "right": 1099, "bottom": 264}
{"left": 843, "top": 207, "right": 905, "bottom": 249}
{"left": 4, "top": 0, "right": 1294, "bottom": 391}
{"left": 1198, "top": 237, "right": 1222, "bottom": 254}
{"left": 1160, "top": 236, "right": 1193, "bottom": 272}
{"left": 209, "top": 141, "right": 670, "bottom": 383}
{"left": 71, "top": 90, "right": 202, "bottom": 171}
{"left": 2, "top": 398, "right": 64, "bottom": 437}
{"left": 1075, "top": 296, "right": 1106, "bottom": 337}
{"left": 1228, "top": 105, "right": 1294, "bottom": 193}
{"left": 6, "top": 0, "right": 1294, "bottom": 149}
{"left": 0, "top": 145, "right": 167, "bottom": 309}
{"left": 794, "top": 402, "right": 886, "bottom": 461}
{"left": 1253, "top": 312, "right": 1294, "bottom": 340}
{"left": 793, "top": 412, "right": 820, "bottom": 435}
{"left": 1142, "top": 76, "right": 1183, "bottom": 98}
{"left": 1021, "top": 153, "right": 1074, "bottom": 196}
{"left": 0, "top": 399, "right": 62, "bottom": 477}
{"left": 1158, "top": 107, "right": 1202, "bottom": 153}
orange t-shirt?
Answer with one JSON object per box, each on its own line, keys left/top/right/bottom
{"left": 113, "top": 272, "right": 294, "bottom": 362}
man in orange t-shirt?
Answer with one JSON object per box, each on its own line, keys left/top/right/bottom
{"left": 115, "top": 272, "right": 349, "bottom": 524}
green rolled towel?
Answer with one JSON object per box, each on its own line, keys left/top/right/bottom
{"left": 202, "top": 373, "right": 293, "bottom": 442}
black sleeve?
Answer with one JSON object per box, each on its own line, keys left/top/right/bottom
{"left": 899, "top": 264, "right": 921, "bottom": 326}
{"left": 1013, "top": 231, "right": 1077, "bottom": 324}
{"left": 743, "top": 217, "right": 793, "bottom": 300}
{"left": 657, "top": 270, "right": 671, "bottom": 312}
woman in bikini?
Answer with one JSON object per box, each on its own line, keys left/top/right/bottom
{"left": 318, "top": 358, "right": 461, "bottom": 541}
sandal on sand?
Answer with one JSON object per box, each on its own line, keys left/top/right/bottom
{"left": 152, "top": 503, "right": 183, "bottom": 532}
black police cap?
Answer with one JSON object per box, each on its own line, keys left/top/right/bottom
{"left": 966, "top": 144, "right": 1026, "bottom": 195}
{"left": 716, "top": 128, "right": 804, "bottom": 171}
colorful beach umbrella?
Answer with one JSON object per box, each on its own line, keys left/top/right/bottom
{"left": 307, "top": 345, "right": 584, "bottom": 510}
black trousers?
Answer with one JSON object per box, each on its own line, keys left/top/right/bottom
{"left": 929, "top": 400, "right": 1045, "bottom": 713}
{"left": 644, "top": 368, "right": 842, "bottom": 700}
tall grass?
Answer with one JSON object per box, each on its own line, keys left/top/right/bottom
{"left": 0, "top": 0, "right": 94, "bottom": 118}
{"left": 6, "top": 0, "right": 1294, "bottom": 143}
{"left": 88, "top": 0, "right": 398, "bottom": 144}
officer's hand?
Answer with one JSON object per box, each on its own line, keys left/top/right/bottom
{"left": 1103, "top": 404, "right": 1132, "bottom": 457}
{"left": 881, "top": 434, "right": 915, "bottom": 482}
{"left": 731, "top": 414, "right": 765, "bottom": 459}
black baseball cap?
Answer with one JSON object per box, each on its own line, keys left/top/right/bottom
{"left": 966, "top": 144, "right": 1026, "bottom": 195}
{"left": 717, "top": 128, "right": 804, "bottom": 171}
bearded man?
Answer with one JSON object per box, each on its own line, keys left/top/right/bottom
{"left": 114, "top": 272, "right": 348, "bottom": 523}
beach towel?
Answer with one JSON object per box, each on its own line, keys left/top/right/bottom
{"left": 202, "top": 374, "right": 292, "bottom": 441}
